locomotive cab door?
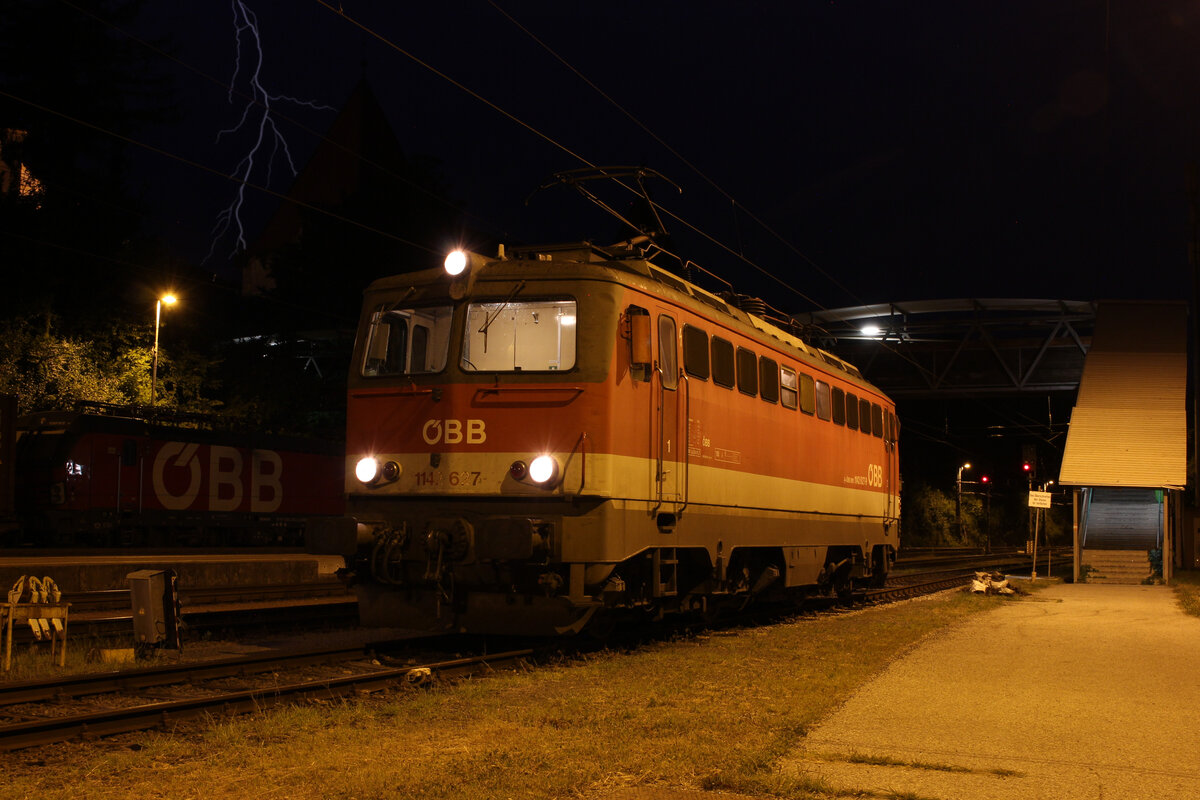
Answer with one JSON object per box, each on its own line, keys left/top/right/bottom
{"left": 654, "top": 313, "right": 683, "bottom": 524}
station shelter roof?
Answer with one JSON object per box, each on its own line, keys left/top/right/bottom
{"left": 1058, "top": 301, "right": 1187, "bottom": 489}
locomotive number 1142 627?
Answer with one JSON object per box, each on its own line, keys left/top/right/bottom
{"left": 414, "top": 470, "right": 483, "bottom": 487}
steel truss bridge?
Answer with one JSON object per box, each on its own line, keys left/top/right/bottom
{"left": 796, "top": 299, "right": 1095, "bottom": 398}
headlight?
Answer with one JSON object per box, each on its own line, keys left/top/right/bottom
{"left": 355, "top": 457, "right": 380, "bottom": 484}
{"left": 444, "top": 249, "right": 468, "bottom": 276}
{"left": 528, "top": 455, "right": 558, "bottom": 484}
{"left": 355, "top": 457, "right": 401, "bottom": 485}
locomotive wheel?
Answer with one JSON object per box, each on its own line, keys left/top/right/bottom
{"left": 584, "top": 610, "right": 620, "bottom": 641}
{"left": 870, "top": 551, "right": 890, "bottom": 588}
{"left": 834, "top": 579, "right": 854, "bottom": 603}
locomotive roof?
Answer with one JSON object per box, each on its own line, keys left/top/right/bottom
{"left": 365, "top": 242, "right": 888, "bottom": 399}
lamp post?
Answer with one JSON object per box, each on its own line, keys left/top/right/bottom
{"left": 956, "top": 462, "right": 971, "bottom": 542}
{"left": 151, "top": 293, "right": 177, "bottom": 406}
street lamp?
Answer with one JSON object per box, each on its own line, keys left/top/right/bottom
{"left": 956, "top": 462, "right": 971, "bottom": 542}
{"left": 151, "top": 293, "right": 177, "bottom": 406}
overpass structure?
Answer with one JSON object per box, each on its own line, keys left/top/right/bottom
{"left": 795, "top": 299, "right": 1096, "bottom": 398}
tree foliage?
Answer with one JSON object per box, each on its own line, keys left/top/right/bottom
{"left": 0, "top": 316, "right": 219, "bottom": 415}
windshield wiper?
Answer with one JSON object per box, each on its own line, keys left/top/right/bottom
{"left": 477, "top": 280, "right": 526, "bottom": 352}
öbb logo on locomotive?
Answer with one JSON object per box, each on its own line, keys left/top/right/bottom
{"left": 152, "top": 442, "right": 284, "bottom": 512}
{"left": 421, "top": 419, "right": 486, "bottom": 445}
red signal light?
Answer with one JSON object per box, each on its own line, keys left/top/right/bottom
{"left": 1022, "top": 462, "right": 1031, "bottom": 472}
{"left": 981, "top": 475, "right": 990, "bottom": 484}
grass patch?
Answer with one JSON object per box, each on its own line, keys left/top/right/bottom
{"left": 0, "top": 635, "right": 152, "bottom": 684}
{"left": 1173, "top": 569, "right": 1200, "bottom": 618}
{"left": 0, "top": 590, "right": 1014, "bottom": 800}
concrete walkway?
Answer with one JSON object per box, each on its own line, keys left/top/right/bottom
{"left": 786, "top": 583, "right": 1200, "bottom": 799}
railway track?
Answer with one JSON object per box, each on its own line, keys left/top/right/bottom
{"left": 8, "top": 582, "right": 357, "bottom": 642}
{"left": 0, "top": 643, "right": 533, "bottom": 752}
{"left": 64, "top": 581, "right": 353, "bottom": 613}
{"left": 0, "top": 556, "right": 1061, "bottom": 753}
{"left": 893, "top": 547, "right": 1071, "bottom": 571}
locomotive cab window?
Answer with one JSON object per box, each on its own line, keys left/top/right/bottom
{"left": 831, "top": 386, "right": 846, "bottom": 425}
{"left": 860, "top": 398, "right": 873, "bottom": 435}
{"left": 462, "top": 299, "right": 576, "bottom": 372}
{"left": 711, "top": 337, "right": 735, "bottom": 388}
{"left": 682, "top": 325, "right": 709, "bottom": 380}
{"left": 363, "top": 304, "right": 453, "bottom": 376}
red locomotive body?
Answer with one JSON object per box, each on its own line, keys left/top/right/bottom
{"left": 321, "top": 242, "right": 899, "bottom": 634}
{"left": 13, "top": 406, "right": 344, "bottom": 547}
{"left": 0, "top": 394, "right": 15, "bottom": 538}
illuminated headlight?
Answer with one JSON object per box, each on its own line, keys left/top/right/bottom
{"left": 528, "top": 455, "right": 558, "bottom": 484}
{"left": 444, "top": 249, "right": 468, "bottom": 276}
{"left": 355, "top": 457, "right": 380, "bottom": 484}
{"left": 355, "top": 457, "right": 401, "bottom": 485}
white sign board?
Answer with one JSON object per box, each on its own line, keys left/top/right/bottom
{"left": 1028, "top": 491, "right": 1052, "bottom": 509}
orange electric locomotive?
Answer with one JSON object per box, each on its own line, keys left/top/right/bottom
{"left": 318, "top": 239, "right": 900, "bottom": 635}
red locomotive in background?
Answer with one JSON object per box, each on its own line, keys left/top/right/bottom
{"left": 314, "top": 236, "right": 901, "bottom": 635}
{"left": 10, "top": 404, "right": 344, "bottom": 547}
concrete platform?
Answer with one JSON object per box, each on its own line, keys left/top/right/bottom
{"left": 0, "top": 552, "right": 344, "bottom": 593}
{"left": 786, "top": 583, "right": 1200, "bottom": 799}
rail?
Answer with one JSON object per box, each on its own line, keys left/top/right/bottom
{"left": 0, "top": 646, "right": 533, "bottom": 752}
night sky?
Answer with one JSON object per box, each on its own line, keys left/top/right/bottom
{"left": 131, "top": 1, "right": 1200, "bottom": 314}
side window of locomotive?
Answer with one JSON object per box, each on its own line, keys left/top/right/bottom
{"left": 860, "top": 398, "right": 873, "bottom": 436}
{"left": 845, "top": 392, "right": 859, "bottom": 430}
{"left": 799, "top": 372, "right": 815, "bottom": 415}
{"left": 658, "top": 315, "right": 678, "bottom": 390}
{"left": 780, "top": 366, "right": 798, "bottom": 410}
{"left": 410, "top": 324, "right": 430, "bottom": 372}
{"left": 711, "top": 336, "right": 735, "bottom": 388}
{"left": 462, "top": 299, "right": 576, "bottom": 372}
{"left": 363, "top": 309, "right": 407, "bottom": 375}
{"left": 121, "top": 439, "right": 138, "bottom": 467}
{"left": 363, "top": 304, "right": 453, "bottom": 376}
{"left": 736, "top": 347, "right": 758, "bottom": 397}
{"left": 682, "top": 325, "right": 709, "bottom": 380}
{"left": 815, "top": 380, "right": 831, "bottom": 421}
{"left": 759, "top": 356, "right": 779, "bottom": 403}
{"left": 831, "top": 386, "right": 846, "bottom": 425}
{"left": 871, "top": 403, "right": 885, "bottom": 437}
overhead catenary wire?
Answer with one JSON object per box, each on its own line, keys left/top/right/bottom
{"left": 311, "top": 0, "right": 830, "bottom": 312}
{"left": 485, "top": 0, "right": 863, "bottom": 309}
{"left": 17, "top": 2, "right": 943, "bottom": 403}
{"left": 32, "top": 0, "right": 834, "bottom": 315}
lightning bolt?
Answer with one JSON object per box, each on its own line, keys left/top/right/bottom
{"left": 205, "top": 0, "right": 334, "bottom": 265}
